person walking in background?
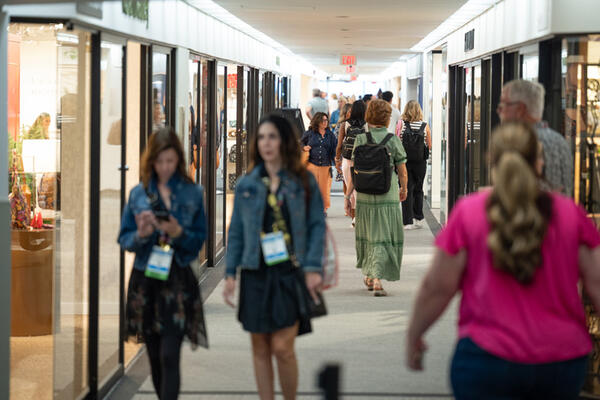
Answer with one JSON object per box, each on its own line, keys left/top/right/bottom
{"left": 118, "top": 127, "right": 208, "bottom": 400}
{"left": 330, "top": 96, "right": 347, "bottom": 131}
{"left": 344, "top": 99, "right": 408, "bottom": 296}
{"left": 301, "top": 112, "right": 337, "bottom": 216}
{"left": 305, "top": 88, "right": 329, "bottom": 120}
{"left": 498, "top": 79, "right": 573, "bottom": 195}
{"left": 223, "top": 114, "right": 326, "bottom": 400}
{"left": 334, "top": 102, "right": 353, "bottom": 190}
{"left": 406, "top": 122, "right": 600, "bottom": 400}
{"left": 336, "top": 100, "right": 367, "bottom": 225}
{"left": 381, "top": 91, "right": 401, "bottom": 134}
{"left": 399, "top": 101, "right": 432, "bottom": 230}
{"left": 334, "top": 102, "right": 352, "bottom": 140}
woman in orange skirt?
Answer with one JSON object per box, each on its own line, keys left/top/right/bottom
{"left": 301, "top": 112, "right": 337, "bottom": 215}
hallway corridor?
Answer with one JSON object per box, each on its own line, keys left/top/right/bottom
{"left": 114, "top": 197, "right": 457, "bottom": 399}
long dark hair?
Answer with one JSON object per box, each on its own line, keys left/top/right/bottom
{"left": 249, "top": 114, "right": 309, "bottom": 189}
{"left": 348, "top": 100, "right": 366, "bottom": 126}
{"left": 141, "top": 126, "right": 193, "bottom": 187}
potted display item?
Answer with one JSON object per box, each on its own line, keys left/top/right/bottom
{"left": 8, "top": 141, "right": 54, "bottom": 336}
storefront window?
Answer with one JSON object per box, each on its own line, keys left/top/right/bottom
{"left": 216, "top": 65, "right": 226, "bottom": 250}
{"left": 186, "top": 56, "right": 208, "bottom": 264}
{"left": 440, "top": 47, "right": 448, "bottom": 223}
{"left": 563, "top": 35, "right": 600, "bottom": 211}
{"left": 225, "top": 64, "right": 238, "bottom": 229}
{"left": 521, "top": 53, "right": 539, "bottom": 81}
{"left": 152, "top": 52, "right": 168, "bottom": 130}
{"left": 7, "top": 23, "right": 91, "bottom": 399}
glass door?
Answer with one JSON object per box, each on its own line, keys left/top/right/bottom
{"left": 97, "top": 35, "right": 125, "bottom": 387}
{"left": 216, "top": 65, "right": 226, "bottom": 251}
{"left": 124, "top": 41, "right": 142, "bottom": 367}
{"left": 440, "top": 47, "right": 448, "bottom": 223}
{"left": 464, "top": 66, "right": 473, "bottom": 194}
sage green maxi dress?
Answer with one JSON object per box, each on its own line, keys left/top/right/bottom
{"left": 352, "top": 126, "right": 406, "bottom": 281}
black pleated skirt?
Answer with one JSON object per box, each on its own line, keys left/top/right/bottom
{"left": 238, "top": 261, "right": 312, "bottom": 336}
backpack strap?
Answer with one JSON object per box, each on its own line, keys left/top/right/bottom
{"left": 403, "top": 121, "right": 414, "bottom": 134}
{"left": 418, "top": 122, "right": 426, "bottom": 134}
{"left": 380, "top": 133, "right": 394, "bottom": 146}
{"left": 365, "top": 131, "right": 375, "bottom": 144}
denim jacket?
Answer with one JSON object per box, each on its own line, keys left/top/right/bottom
{"left": 118, "top": 173, "right": 207, "bottom": 271}
{"left": 225, "top": 164, "right": 326, "bottom": 278}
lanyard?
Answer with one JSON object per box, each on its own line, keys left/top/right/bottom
{"left": 261, "top": 176, "right": 300, "bottom": 268}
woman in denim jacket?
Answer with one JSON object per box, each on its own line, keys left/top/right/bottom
{"left": 118, "top": 127, "right": 207, "bottom": 400}
{"left": 223, "top": 114, "right": 326, "bottom": 400}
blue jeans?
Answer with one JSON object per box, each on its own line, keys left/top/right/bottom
{"left": 451, "top": 338, "right": 588, "bottom": 400}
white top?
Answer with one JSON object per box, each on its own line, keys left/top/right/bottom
{"left": 387, "top": 106, "right": 402, "bottom": 133}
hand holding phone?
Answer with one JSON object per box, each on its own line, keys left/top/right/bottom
{"left": 135, "top": 211, "right": 156, "bottom": 238}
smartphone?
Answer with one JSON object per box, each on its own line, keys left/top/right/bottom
{"left": 148, "top": 193, "right": 170, "bottom": 221}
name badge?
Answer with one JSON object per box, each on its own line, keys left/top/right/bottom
{"left": 145, "top": 245, "right": 174, "bottom": 281}
{"left": 261, "top": 231, "right": 290, "bottom": 266}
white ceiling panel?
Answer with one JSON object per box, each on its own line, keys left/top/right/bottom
{"left": 211, "top": 0, "right": 467, "bottom": 74}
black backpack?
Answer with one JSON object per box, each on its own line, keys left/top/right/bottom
{"left": 351, "top": 132, "right": 394, "bottom": 195}
{"left": 342, "top": 124, "right": 365, "bottom": 159}
{"left": 402, "top": 121, "right": 427, "bottom": 162}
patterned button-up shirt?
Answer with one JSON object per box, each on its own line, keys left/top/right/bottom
{"left": 536, "top": 121, "right": 573, "bottom": 196}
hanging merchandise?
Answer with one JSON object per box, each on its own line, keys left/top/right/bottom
{"left": 228, "top": 173, "right": 237, "bottom": 191}
{"left": 229, "top": 144, "right": 237, "bottom": 163}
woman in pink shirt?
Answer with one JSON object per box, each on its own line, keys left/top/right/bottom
{"left": 406, "top": 122, "right": 600, "bottom": 399}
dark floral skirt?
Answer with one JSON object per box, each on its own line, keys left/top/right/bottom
{"left": 125, "top": 263, "right": 208, "bottom": 349}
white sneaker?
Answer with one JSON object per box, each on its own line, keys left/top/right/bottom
{"left": 404, "top": 224, "right": 418, "bottom": 230}
{"left": 415, "top": 219, "right": 425, "bottom": 228}
{"left": 351, "top": 217, "right": 355, "bottom": 228}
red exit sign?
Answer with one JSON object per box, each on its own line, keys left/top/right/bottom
{"left": 227, "top": 74, "right": 237, "bottom": 89}
{"left": 341, "top": 55, "right": 356, "bottom": 65}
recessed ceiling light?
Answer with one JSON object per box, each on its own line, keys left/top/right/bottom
{"left": 336, "top": 15, "right": 349, "bottom": 18}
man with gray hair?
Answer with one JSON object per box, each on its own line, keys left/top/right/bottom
{"left": 498, "top": 79, "right": 573, "bottom": 196}
{"left": 306, "top": 88, "right": 329, "bottom": 120}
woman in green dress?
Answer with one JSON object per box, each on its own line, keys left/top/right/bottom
{"left": 344, "top": 99, "right": 408, "bottom": 296}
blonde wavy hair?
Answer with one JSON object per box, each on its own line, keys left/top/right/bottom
{"left": 401, "top": 100, "right": 424, "bottom": 122}
{"left": 486, "top": 122, "right": 552, "bottom": 284}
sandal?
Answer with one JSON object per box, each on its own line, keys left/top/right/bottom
{"left": 363, "top": 277, "right": 374, "bottom": 291}
{"left": 373, "top": 282, "right": 387, "bottom": 297}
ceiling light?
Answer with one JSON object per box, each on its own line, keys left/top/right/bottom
{"left": 410, "top": 0, "right": 500, "bottom": 52}
{"left": 335, "top": 15, "right": 349, "bottom": 18}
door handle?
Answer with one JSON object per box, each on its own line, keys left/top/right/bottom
{"left": 119, "top": 165, "right": 130, "bottom": 171}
